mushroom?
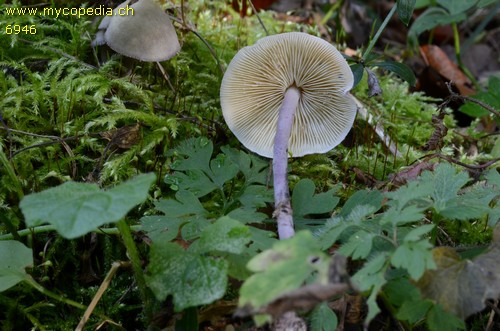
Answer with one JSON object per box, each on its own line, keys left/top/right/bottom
{"left": 92, "top": 0, "right": 180, "bottom": 62}
{"left": 220, "top": 32, "right": 356, "bottom": 239}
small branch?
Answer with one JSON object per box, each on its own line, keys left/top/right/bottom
{"left": 76, "top": 261, "right": 130, "bottom": 331}
{"left": 248, "top": 0, "right": 269, "bottom": 36}
{"left": 445, "top": 82, "right": 500, "bottom": 117}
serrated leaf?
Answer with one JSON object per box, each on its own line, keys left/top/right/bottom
{"left": 170, "top": 137, "right": 213, "bottom": 174}
{"left": 373, "top": 61, "right": 416, "bottom": 87}
{"left": 239, "top": 185, "right": 273, "bottom": 208}
{"left": 141, "top": 216, "right": 185, "bottom": 242}
{"left": 381, "top": 204, "right": 426, "bottom": 227}
{"left": 0, "top": 241, "right": 33, "bottom": 291}
{"left": 403, "top": 224, "right": 435, "bottom": 242}
{"left": 247, "top": 227, "right": 278, "bottom": 253}
{"left": 240, "top": 231, "right": 329, "bottom": 309}
{"left": 20, "top": 173, "right": 155, "bottom": 239}
{"left": 189, "top": 217, "right": 251, "bottom": 254}
{"left": 166, "top": 170, "right": 218, "bottom": 198}
{"left": 146, "top": 242, "right": 228, "bottom": 311}
{"left": 222, "top": 146, "right": 268, "bottom": 185}
{"left": 385, "top": 178, "right": 434, "bottom": 211}
{"left": 397, "top": 0, "right": 416, "bottom": 25}
{"left": 340, "top": 190, "right": 383, "bottom": 218}
{"left": 384, "top": 277, "right": 422, "bottom": 307}
{"left": 396, "top": 299, "right": 433, "bottom": 323}
{"left": 154, "top": 190, "right": 208, "bottom": 219}
{"left": 391, "top": 239, "right": 435, "bottom": 280}
{"left": 292, "top": 179, "right": 339, "bottom": 220}
{"left": 209, "top": 154, "right": 239, "bottom": 187}
{"left": 426, "top": 304, "right": 465, "bottom": 331}
{"left": 226, "top": 207, "right": 267, "bottom": 224}
{"left": 309, "top": 302, "right": 338, "bottom": 331}
{"left": 337, "top": 230, "right": 374, "bottom": 260}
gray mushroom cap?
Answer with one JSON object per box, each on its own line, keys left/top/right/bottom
{"left": 93, "top": 0, "right": 180, "bottom": 62}
{"left": 220, "top": 32, "right": 356, "bottom": 158}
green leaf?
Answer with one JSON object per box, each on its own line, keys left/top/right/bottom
{"left": 166, "top": 169, "right": 218, "bottom": 198}
{"left": 373, "top": 61, "right": 416, "bottom": 87}
{"left": 209, "top": 153, "right": 239, "bottom": 187}
{"left": 381, "top": 204, "right": 426, "bottom": 227}
{"left": 426, "top": 304, "right": 465, "bottom": 331}
{"left": 222, "top": 146, "right": 269, "bottom": 185}
{"left": 154, "top": 190, "right": 208, "bottom": 220}
{"left": 20, "top": 173, "right": 155, "bottom": 239}
{"left": 384, "top": 277, "right": 422, "bottom": 307}
{"left": 397, "top": 0, "right": 416, "bottom": 25}
{"left": 437, "top": 0, "right": 478, "bottom": 15}
{"left": 309, "top": 302, "right": 338, "bottom": 331}
{"left": 146, "top": 242, "right": 228, "bottom": 311}
{"left": 409, "top": 7, "right": 466, "bottom": 41}
{"left": 226, "top": 207, "right": 267, "bottom": 224}
{"left": 339, "top": 190, "right": 383, "bottom": 218}
{"left": 397, "top": 299, "right": 433, "bottom": 323}
{"left": 189, "top": 217, "right": 251, "bottom": 254}
{"left": 170, "top": 137, "right": 213, "bottom": 174}
{"left": 391, "top": 239, "right": 436, "bottom": 280}
{"left": 292, "top": 179, "right": 339, "bottom": 226}
{"left": 141, "top": 216, "right": 185, "bottom": 242}
{"left": 403, "top": 224, "right": 435, "bottom": 242}
{"left": 350, "top": 63, "right": 364, "bottom": 88}
{"left": 240, "top": 231, "right": 329, "bottom": 310}
{"left": 337, "top": 230, "right": 374, "bottom": 260}
{"left": 459, "top": 76, "right": 500, "bottom": 118}
{"left": 239, "top": 185, "right": 273, "bottom": 208}
{"left": 247, "top": 227, "right": 278, "bottom": 253}
{"left": 478, "top": 0, "right": 498, "bottom": 7}
{"left": 0, "top": 241, "right": 33, "bottom": 291}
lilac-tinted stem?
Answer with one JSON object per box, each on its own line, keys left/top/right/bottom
{"left": 273, "top": 87, "right": 300, "bottom": 240}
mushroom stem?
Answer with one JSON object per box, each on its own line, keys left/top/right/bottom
{"left": 273, "top": 86, "right": 300, "bottom": 240}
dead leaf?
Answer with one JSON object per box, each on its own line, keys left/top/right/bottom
{"left": 416, "top": 226, "right": 500, "bottom": 319}
{"left": 100, "top": 123, "right": 141, "bottom": 149}
{"left": 420, "top": 45, "right": 475, "bottom": 96}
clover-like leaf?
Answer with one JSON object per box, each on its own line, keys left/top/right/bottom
{"left": 146, "top": 242, "right": 228, "bottom": 311}
{"left": 0, "top": 241, "right": 33, "bottom": 292}
{"left": 20, "top": 173, "right": 155, "bottom": 239}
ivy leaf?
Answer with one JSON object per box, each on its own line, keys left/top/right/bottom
{"left": 146, "top": 242, "right": 228, "bottom": 311}
{"left": 189, "top": 217, "right": 251, "bottom": 254}
{"left": 141, "top": 216, "right": 185, "bottom": 242}
{"left": 20, "top": 173, "right": 155, "bottom": 239}
{"left": 247, "top": 227, "right": 278, "bottom": 253}
{"left": 0, "top": 241, "right": 33, "bottom": 292}
{"left": 154, "top": 190, "right": 208, "bottom": 220}
{"left": 226, "top": 207, "right": 267, "bottom": 224}
{"left": 397, "top": 0, "right": 416, "bottom": 26}
{"left": 391, "top": 239, "right": 436, "bottom": 280}
{"left": 373, "top": 61, "right": 416, "bottom": 87}
{"left": 292, "top": 179, "right": 340, "bottom": 226}
{"left": 239, "top": 231, "right": 329, "bottom": 310}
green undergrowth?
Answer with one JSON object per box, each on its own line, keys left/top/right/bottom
{"left": 1, "top": 0, "right": 499, "bottom": 330}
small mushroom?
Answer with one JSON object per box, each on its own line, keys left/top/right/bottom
{"left": 93, "top": 0, "right": 180, "bottom": 62}
{"left": 220, "top": 32, "right": 356, "bottom": 239}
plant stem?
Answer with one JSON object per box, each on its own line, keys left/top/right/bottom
{"left": 0, "top": 225, "right": 143, "bottom": 240}
{"left": 451, "top": 22, "right": 479, "bottom": 90}
{"left": 273, "top": 87, "right": 300, "bottom": 240}
{"left": 115, "top": 219, "right": 152, "bottom": 321}
{"left": 24, "top": 275, "right": 87, "bottom": 310}
{"left": 362, "top": 3, "right": 397, "bottom": 62}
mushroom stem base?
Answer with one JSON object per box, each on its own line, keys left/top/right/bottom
{"left": 273, "top": 87, "right": 300, "bottom": 240}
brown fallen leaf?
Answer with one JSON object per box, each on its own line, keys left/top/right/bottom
{"left": 100, "top": 123, "right": 141, "bottom": 149}
{"left": 416, "top": 226, "right": 500, "bottom": 319}
{"left": 419, "top": 45, "right": 475, "bottom": 96}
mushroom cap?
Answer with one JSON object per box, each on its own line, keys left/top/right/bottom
{"left": 101, "top": 0, "right": 180, "bottom": 62}
{"left": 220, "top": 32, "right": 356, "bottom": 158}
